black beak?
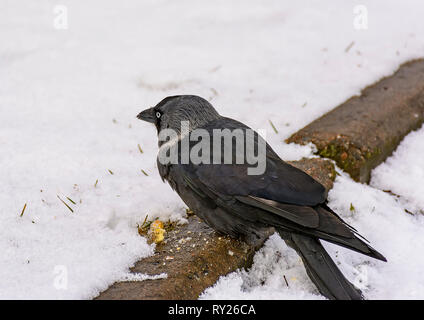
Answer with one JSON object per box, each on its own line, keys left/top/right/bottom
{"left": 137, "top": 107, "right": 156, "bottom": 123}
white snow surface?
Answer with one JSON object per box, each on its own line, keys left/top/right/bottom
{"left": 371, "top": 125, "right": 424, "bottom": 215}
{"left": 1, "top": 0, "right": 424, "bottom": 299}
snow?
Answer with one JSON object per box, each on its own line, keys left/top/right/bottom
{"left": 118, "top": 272, "right": 168, "bottom": 282}
{"left": 371, "top": 125, "right": 424, "bottom": 215}
{"left": 1, "top": 0, "right": 424, "bottom": 299}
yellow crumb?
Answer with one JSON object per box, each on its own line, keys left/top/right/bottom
{"left": 149, "top": 220, "right": 166, "bottom": 244}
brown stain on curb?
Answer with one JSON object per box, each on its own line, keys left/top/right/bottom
{"left": 287, "top": 59, "right": 424, "bottom": 183}
{"left": 96, "top": 158, "right": 335, "bottom": 300}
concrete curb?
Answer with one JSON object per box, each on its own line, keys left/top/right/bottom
{"left": 287, "top": 59, "right": 424, "bottom": 183}
{"left": 96, "top": 158, "right": 335, "bottom": 300}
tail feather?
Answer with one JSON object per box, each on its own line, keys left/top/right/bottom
{"left": 313, "top": 205, "right": 387, "bottom": 262}
{"left": 312, "top": 229, "right": 387, "bottom": 262}
{"left": 286, "top": 233, "right": 364, "bottom": 300}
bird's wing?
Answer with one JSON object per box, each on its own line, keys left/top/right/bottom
{"left": 190, "top": 117, "right": 327, "bottom": 206}
{"left": 170, "top": 117, "right": 327, "bottom": 228}
{"left": 180, "top": 168, "right": 385, "bottom": 260}
{"left": 195, "top": 157, "right": 327, "bottom": 206}
{"left": 181, "top": 171, "right": 320, "bottom": 228}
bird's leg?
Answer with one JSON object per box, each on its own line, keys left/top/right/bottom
{"left": 243, "top": 227, "right": 276, "bottom": 251}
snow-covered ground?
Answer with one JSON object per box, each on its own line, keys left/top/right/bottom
{"left": 1, "top": 0, "right": 423, "bottom": 299}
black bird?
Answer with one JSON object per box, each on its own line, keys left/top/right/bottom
{"left": 137, "top": 95, "right": 386, "bottom": 300}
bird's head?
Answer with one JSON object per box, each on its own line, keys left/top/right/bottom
{"left": 137, "top": 95, "right": 220, "bottom": 135}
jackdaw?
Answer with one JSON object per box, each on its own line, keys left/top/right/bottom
{"left": 137, "top": 95, "right": 386, "bottom": 300}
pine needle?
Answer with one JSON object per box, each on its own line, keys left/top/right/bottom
{"left": 404, "top": 208, "right": 415, "bottom": 216}
{"left": 20, "top": 203, "right": 27, "bottom": 217}
{"left": 137, "top": 144, "right": 143, "bottom": 154}
{"left": 66, "top": 197, "right": 76, "bottom": 205}
{"left": 57, "top": 195, "right": 74, "bottom": 213}
{"left": 141, "top": 169, "right": 149, "bottom": 176}
{"left": 268, "top": 120, "right": 278, "bottom": 134}
{"left": 283, "top": 275, "right": 289, "bottom": 287}
{"left": 345, "top": 41, "right": 355, "bottom": 53}
{"left": 137, "top": 214, "right": 151, "bottom": 236}
{"left": 141, "top": 214, "right": 148, "bottom": 226}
